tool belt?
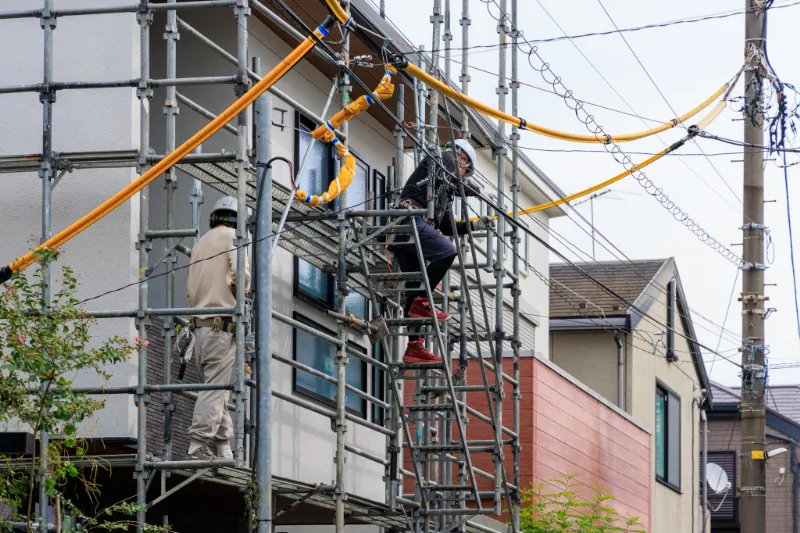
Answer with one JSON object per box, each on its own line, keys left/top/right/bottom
{"left": 400, "top": 199, "right": 433, "bottom": 225}
{"left": 193, "top": 316, "right": 236, "bottom": 334}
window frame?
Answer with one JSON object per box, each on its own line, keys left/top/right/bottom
{"left": 293, "top": 255, "right": 335, "bottom": 310}
{"left": 291, "top": 312, "right": 368, "bottom": 418}
{"left": 655, "top": 381, "right": 682, "bottom": 492}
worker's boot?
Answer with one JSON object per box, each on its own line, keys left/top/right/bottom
{"left": 407, "top": 297, "right": 451, "bottom": 322}
{"left": 185, "top": 442, "right": 215, "bottom": 461}
{"left": 403, "top": 340, "right": 442, "bottom": 364}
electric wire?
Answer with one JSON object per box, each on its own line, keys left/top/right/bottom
{"left": 343, "top": 17, "right": 745, "bottom": 348}
{"left": 262, "top": 1, "right": 745, "bottom": 348}
{"left": 592, "top": 0, "right": 742, "bottom": 206}
{"left": 476, "top": 0, "right": 743, "bottom": 266}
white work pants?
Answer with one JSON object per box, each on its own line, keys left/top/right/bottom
{"left": 187, "top": 327, "right": 234, "bottom": 445}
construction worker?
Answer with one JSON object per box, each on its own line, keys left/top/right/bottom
{"left": 186, "top": 195, "right": 250, "bottom": 461}
{"left": 392, "top": 139, "right": 492, "bottom": 363}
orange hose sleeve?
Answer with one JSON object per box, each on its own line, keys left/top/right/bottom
{"left": 402, "top": 62, "right": 725, "bottom": 144}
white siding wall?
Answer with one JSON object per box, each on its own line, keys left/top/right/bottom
{"left": 0, "top": 0, "right": 140, "bottom": 438}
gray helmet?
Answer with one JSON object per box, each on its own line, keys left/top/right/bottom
{"left": 446, "top": 138, "right": 476, "bottom": 178}
{"left": 210, "top": 195, "right": 238, "bottom": 227}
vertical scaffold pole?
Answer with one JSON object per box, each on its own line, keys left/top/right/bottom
{"left": 233, "top": 0, "right": 251, "bottom": 467}
{"left": 510, "top": 0, "right": 522, "bottom": 528}
{"left": 441, "top": 0, "right": 453, "bottom": 528}
{"left": 38, "top": 1, "right": 56, "bottom": 529}
{"left": 161, "top": 0, "right": 179, "bottom": 476}
{"left": 456, "top": 1, "right": 471, "bottom": 528}
{"left": 493, "top": 0, "right": 509, "bottom": 515}
{"left": 387, "top": 81, "right": 405, "bottom": 512}
{"left": 334, "top": 6, "right": 351, "bottom": 532}
{"left": 254, "top": 65, "right": 273, "bottom": 533}
{"left": 135, "top": 2, "right": 154, "bottom": 531}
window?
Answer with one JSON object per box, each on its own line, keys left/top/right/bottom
{"left": 292, "top": 313, "right": 367, "bottom": 417}
{"left": 295, "top": 112, "right": 334, "bottom": 202}
{"left": 666, "top": 279, "right": 677, "bottom": 361}
{"left": 294, "top": 256, "right": 334, "bottom": 308}
{"left": 655, "top": 382, "right": 681, "bottom": 490}
{"left": 706, "top": 451, "right": 737, "bottom": 523}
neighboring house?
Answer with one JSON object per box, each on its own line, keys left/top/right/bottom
{"left": 548, "top": 258, "right": 712, "bottom": 533}
{"left": 707, "top": 381, "right": 800, "bottom": 533}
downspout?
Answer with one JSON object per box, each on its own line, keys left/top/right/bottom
{"left": 767, "top": 431, "right": 799, "bottom": 533}
{"left": 613, "top": 330, "right": 623, "bottom": 409}
{"left": 701, "top": 407, "right": 708, "bottom": 533}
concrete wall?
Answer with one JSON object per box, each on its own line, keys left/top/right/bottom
{"left": 630, "top": 286, "right": 703, "bottom": 533}
{"left": 0, "top": 0, "right": 141, "bottom": 438}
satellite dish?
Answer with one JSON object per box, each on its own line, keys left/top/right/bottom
{"left": 707, "top": 462, "right": 730, "bottom": 494}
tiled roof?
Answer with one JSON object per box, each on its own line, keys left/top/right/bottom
{"left": 711, "top": 381, "right": 800, "bottom": 425}
{"left": 549, "top": 259, "right": 667, "bottom": 318}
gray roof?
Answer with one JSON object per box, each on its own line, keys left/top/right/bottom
{"left": 549, "top": 258, "right": 711, "bottom": 397}
{"left": 712, "top": 381, "right": 800, "bottom": 425}
{"left": 549, "top": 259, "right": 667, "bottom": 318}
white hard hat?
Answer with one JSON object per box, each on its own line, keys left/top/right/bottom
{"left": 209, "top": 195, "right": 238, "bottom": 227}
{"left": 211, "top": 195, "right": 238, "bottom": 216}
{"left": 453, "top": 138, "right": 476, "bottom": 177}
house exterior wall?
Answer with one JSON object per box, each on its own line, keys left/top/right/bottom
{"left": 630, "top": 287, "right": 702, "bottom": 533}
{"left": 451, "top": 356, "right": 651, "bottom": 530}
{"left": 548, "top": 330, "right": 622, "bottom": 407}
{"left": 0, "top": 0, "right": 141, "bottom": 438}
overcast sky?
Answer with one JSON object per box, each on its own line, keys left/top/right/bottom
{"left": 379, "top": 0, "right": 800, "bottom": 387}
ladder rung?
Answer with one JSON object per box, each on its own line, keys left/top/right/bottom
{"left": 386, "top": 317, "right": 437, "bottom": 326}
{"left": 392, "top": 361, "right": 445, "bottom": 370}
{"left": 409, "top": 444, "right": 465, "bottom": 452}
{"left": 408, "top": 403, "right": 455, "bottom": 412}
{"left": 424, "top": 485, "right": 474, "bottom": 492}
{"left": 369, "top": 272, "right": 424, "bottom": 282}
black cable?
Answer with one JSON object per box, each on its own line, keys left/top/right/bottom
{"left": 336, "top": 8, "right": 745, "bottom": 345}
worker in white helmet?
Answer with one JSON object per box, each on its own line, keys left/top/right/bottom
{"left": 185, "top": 195, "right": 250, "bottom": 460}
{"left": 390, "top": 138, "right": 492, "bottom": 364}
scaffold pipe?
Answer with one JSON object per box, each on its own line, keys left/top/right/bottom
{"left": 295, "top": 66, "right": 397, "bottom": 207}
{"left": 0, "top": 17, "right": 334, "bottom": 284}
{"left": 395, "top": 60, "right": 727, "bottom": 144}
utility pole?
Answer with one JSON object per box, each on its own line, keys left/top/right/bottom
{"left": 739, "top": 1, "right": 768, "bottom": 531}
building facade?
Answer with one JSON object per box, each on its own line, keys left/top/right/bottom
{"left": 548, "top": 258, "right": 712, "bottom": 533}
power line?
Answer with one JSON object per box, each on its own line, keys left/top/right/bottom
{"left": 593, "top": 0, "right": 742, "bottom": 206}
{"left": 392, "top": 0, "right": 800, "bottom": 50}
{"left": 263, "top": 1, "right": 745, "bottom": 350}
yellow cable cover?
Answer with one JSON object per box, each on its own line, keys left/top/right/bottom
{"left": 399, "top": 61, "right": 726, "bottom": 144}
{"left": 4, "top": 22, "right": 332, "bottom": 278}
{"left": 295, "top": 67, "right": 397, "bottom": 207}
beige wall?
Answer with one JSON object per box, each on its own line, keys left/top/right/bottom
{"left": 549, "top": 330, "right": 622, "bottom": 407}
{"left": 549, "top": 277, "right": 705, "bottom": 533}
{"left": 630, "top": 286, "right": 702, "bottom": 533}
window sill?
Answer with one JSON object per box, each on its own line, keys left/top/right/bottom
{"left": 656, "top": 477, "right": 682, "bottom": 495}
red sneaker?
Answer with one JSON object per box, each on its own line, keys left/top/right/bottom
{"left": 408, "top": 297, "right": 451, "bottom": 322}
{"left": 403, "top": 340, "right": 443, "bottom": 364}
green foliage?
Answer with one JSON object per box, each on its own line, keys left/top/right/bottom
{"left": 519, "top": 475, "right": 646, "bottom": 533}
{"left": 0, "top": 251, "right": 167, "bottom": 532}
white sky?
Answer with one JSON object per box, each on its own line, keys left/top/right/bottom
{"left": 379, "top": 0, "right": 800, "bottom": 387}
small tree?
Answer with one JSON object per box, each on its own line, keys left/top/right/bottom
{"left": 519, "top": 475, "right": 646, "bottom": 533}
{"left": 0, "top": 250, "right": 163, "bottom": 532}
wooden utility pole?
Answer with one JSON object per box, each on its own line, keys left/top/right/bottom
{"left": 740, "top": 1, "right": 768, "bottom": 530}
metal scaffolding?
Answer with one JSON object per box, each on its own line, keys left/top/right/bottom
{"left": 0, "top": 1, "right": 524, "bottom": 532}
